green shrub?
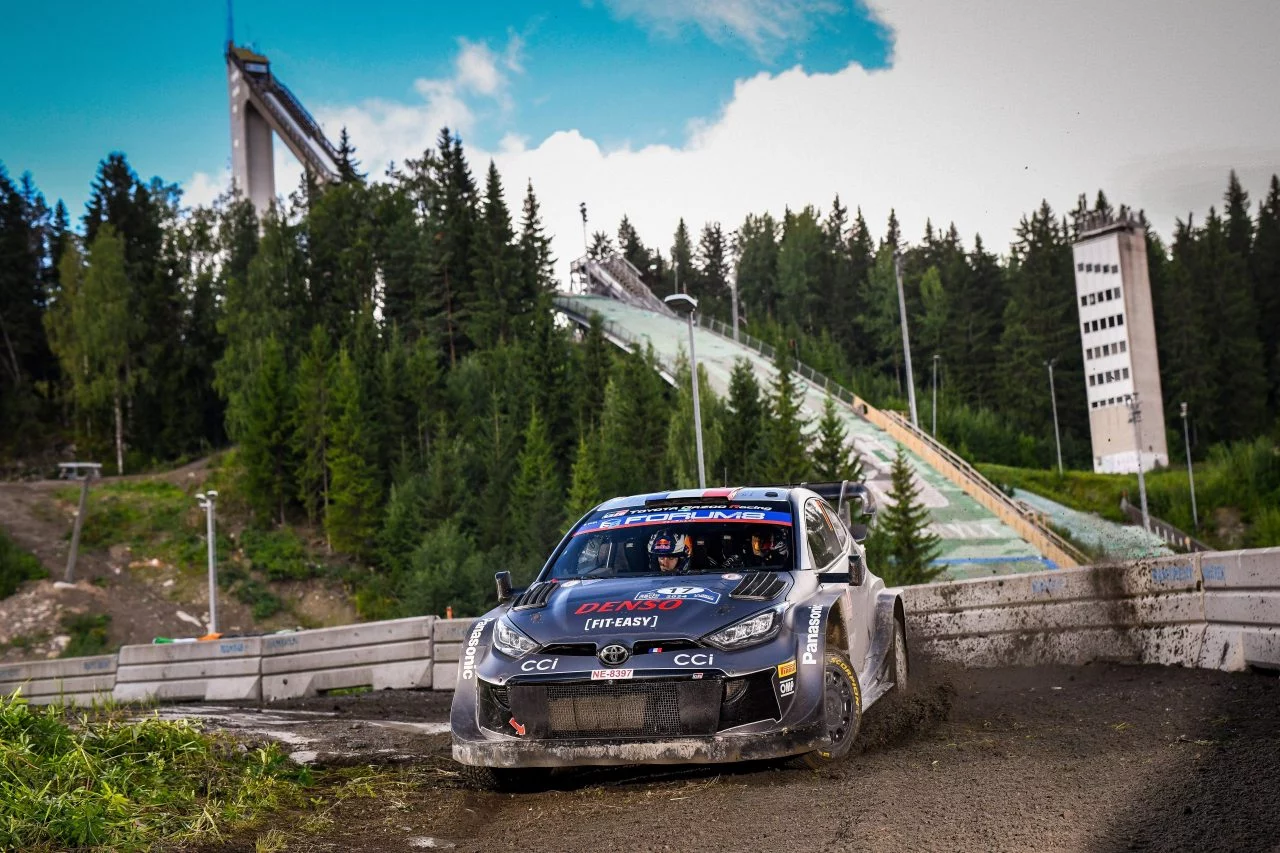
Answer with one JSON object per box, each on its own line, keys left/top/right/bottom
{"left": 0, "top": 531, "right": 45, "bottom": 599}
{"left": 60, "top": 613, "right": 112, "bottom": 658}
{"left": 241, "top": 528, "right": 313, "bottom": 581}
{"left": 0, "top": 694, "right": 307, "bottom": 850}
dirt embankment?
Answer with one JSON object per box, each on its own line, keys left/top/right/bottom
{"left": 183, "top": 661, "right": 1279, "bottom": 853}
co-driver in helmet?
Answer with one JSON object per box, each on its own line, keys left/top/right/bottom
{"left": 750, "top": 530, "right": 791, "bottom": 567}
{"left": 648, "top": 529, "right": 693, "bottom": 574}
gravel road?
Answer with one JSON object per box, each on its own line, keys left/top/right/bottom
{"left": 182, "top": 661, "right": 1279, "bottom": 853}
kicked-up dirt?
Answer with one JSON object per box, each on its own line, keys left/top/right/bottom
{"left": 180, "top": 660, "right": 1280, "bottom": 852}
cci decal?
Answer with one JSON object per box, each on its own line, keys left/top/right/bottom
{"left": 779, "top": 677, "right": 795, "bottom": 697}
{"left": 673, "top": 652, "right": 715, "bottom": 667}
{"left": 591, "top": 669, "right": 634, "bottom": 680}
{"left": 635, "top": 586, "right": 721, "bottom": 605}
{"left": 802, "top": 605, "right": 823, "bottom": 665}
{"left": 575, "top": 599, "right": 682, "bottom": 614}
{"left": 460, "top": 618, "right": 491, "bottom": 681}
{"left": 520, "top": 657, "right": 559, "bottom": 672}
{"left": 585, "top": 616, "right": 659, "bottom": 631}
{"left": 777, "top": 659, "right": 796, "bottom": 678}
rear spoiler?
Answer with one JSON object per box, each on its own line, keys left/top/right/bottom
{"left": 796, "top": 480, "right": 876, "bottom": 536}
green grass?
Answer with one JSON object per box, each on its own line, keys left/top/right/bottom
{"left": 979, "top": 436, "right": 1280, "bottom": 550}
{"left": 0, "top": 530, "right": 46, "bottom": 599}
{"left": 0, "top": 693, "right": 310, "bottom": 851}
{"left": 59, "top": 613, "right": 112, "bottom": 658}
{"left": 241, "top": 528, "right": 316, "bottom": 581}
{"left": 57, "top": 480, "right": 203, "bottom": 562}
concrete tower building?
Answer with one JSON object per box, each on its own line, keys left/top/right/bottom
{"left": 226, "top": 43, "right": 341, "bottom": 213}
{"left": 1072, "top": 210, "right": 1168, "bottom": 474}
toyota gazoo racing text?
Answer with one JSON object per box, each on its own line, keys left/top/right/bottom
{"left": 450, "top": 482, "right": 910, "bottom": 785}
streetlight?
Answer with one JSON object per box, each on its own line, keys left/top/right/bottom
{"left": 1181, "top": 402, "right": 1198, "bottom": 530}
{"left": 1045, "top": 359, "right": 1064, "bottom": 475}
{"left": 893, "top": 253, "right": 919, "bottom": 429}
{"left": 931, "top": 354, "right": 941, "bottom": 437}
{"left": 196, "top": 490, "right": 220, "bottom": 634}
{"left": 663, "top": 292, "right": 706, "bottom": 489}
{"left": 1126, "top": 394, "right": 1150, "bottom": 531}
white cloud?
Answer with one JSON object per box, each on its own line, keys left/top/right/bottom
{"left": 455, "top": 38, "right": 504, "bottom": 96}
{"left": 183, "top": 167, "right": 230, "bottom": 210}
{"left": 603, "top": 0, "right": 843, "bottom": 59}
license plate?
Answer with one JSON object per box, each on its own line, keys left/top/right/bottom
{"left": 590, "top": 669, "right": 634, "bottom": 680}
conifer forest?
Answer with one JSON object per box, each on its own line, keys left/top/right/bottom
{"left": 2, "top": 129, "right": 1279, "bottom": 611}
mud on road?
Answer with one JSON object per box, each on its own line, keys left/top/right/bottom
{"left": 187, "top": 662, "right": 1280, "bottom": 853}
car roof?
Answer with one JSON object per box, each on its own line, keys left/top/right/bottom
{"left": 593, "top": 486, "right": 806, "bottom": 512}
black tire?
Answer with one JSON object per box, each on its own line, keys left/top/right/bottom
{"left": 801, "top": 651, "right": 862, "bottom": 769}
{"left": 890, "top": 614, "right": 909, "bottom": 695}
{"left": 459, "top": 764, "right": 547, "bottom": 792}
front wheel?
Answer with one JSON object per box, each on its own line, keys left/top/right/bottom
{"left": 801, "top": 652, "right": 862, "bottom": 769}
{"left": 890, "top": 614, "right": 909, "bottom": 694}
{"left": 459, "top": 764, "right": 548, "bottom": 792}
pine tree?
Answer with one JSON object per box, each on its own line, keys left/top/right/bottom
{"left": 734, "top": 213, "right": 780, "bottom": 321}
{"left": 517, "top": 181, "right": 555, "bottom": 314}
{"left": 760, "top": 348, "right": 811, "bottom": 484}
{"left": 694, "top": 222, "right": 730, "bottom": 317}
{"left": 564, "top": 434, "right": 603, "bottom": 525}
{"left": 326, "top": 347, "right": 382, "bottom": 556}
{"left": 723, "top": 358, "right": 765, "bottom": 483}
{"left": 335, "top": 127, "right": 365, "bottom": 182}
{"left": 670, "top": 219, "right": 694, "bottom": 293}
{"left": 876, "top": 447, "right": 943, "bottom": 585}
{"left": 812, "top": 396, "right": 863, "bottom": 482}
{"left": 471, "top": 161, "right": 520, "bottom": 348}
{"left": 777, "top": 206, "right": 826, "bottom": 333}
{"left": 238, "top": 336, "right": 294, "bottom": 524}
{"left": 664, "top": 357, "right": 723, "bottom": 488}
{"left": 509, "top": 408, "right": 563, "bottom": 565}
{"left": 80, "top": 226, "right": 137, "bottom": 473}
{"left": 574, "top": 314, "right": 611, "bottom": 433}
{"left": 1253, "top": 175, "right": 1280, "bottom": 413}
{"left": 588, "top": 231, "right": 614, "bottom": 260}
{"left": 293, "top": 325, "right": 333, "bottom": 534}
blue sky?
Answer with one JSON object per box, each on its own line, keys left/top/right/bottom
{"left": 1, "top": 1, "right": 892, "bottom": 219}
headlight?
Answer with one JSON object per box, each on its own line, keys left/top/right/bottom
{"left": 703, "top": 608, "right": 782, "bottom": 651}
{"left": 492, "top": 617, "right": 539, "bottom": 659}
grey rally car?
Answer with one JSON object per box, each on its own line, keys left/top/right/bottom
{"left": 450, "top": 481, "right": 909, "bottom": 788}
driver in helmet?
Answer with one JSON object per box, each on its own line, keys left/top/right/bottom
{"left": 648, "top": 529, "right": 693, "bottom": 574}
{"left": 751, "top": 530, "right": 791, "bottom": 566}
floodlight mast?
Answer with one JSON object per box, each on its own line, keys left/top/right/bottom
{"left": 664, "top": 293, "right": 707, "bottom": 489}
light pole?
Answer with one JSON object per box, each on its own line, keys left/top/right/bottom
{"left": 1181, "top": 402, "right": 1198, "bottom": 531}
{"left": 196, "top": 490, "right": 220, "bottom": 634}
{"left": 1045, "top": 359, "right": 1064, "bottom": 475}
{"left": 1126, "top": 395, "right": 1150, "bottom": 531}
{"left": 893, "top": 253, "right": 919, "bottom": 428}
{"left": 730, "top": 270, "right": 740, "bottom": 342}
{"left": 674, "top": 256, "right": 681, "bottom": 296}
{"left": 931, "top": 354, "right": 940, "bottom": 436}
{"left": 664, "top": 293, "right": 706, "bottom": 488}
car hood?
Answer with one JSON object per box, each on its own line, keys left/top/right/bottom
{"left": 506, "top": 573, "right": 793, "bottom": 645}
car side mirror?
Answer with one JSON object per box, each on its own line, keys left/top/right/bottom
{"left": 849, "top": 522, "right": 868, "bottom": 543}
{"left": 848, "top": 552, "right": 866, "bottom": 586}
{"left": 495, "top": 571, "right": 513, "bottom": 603}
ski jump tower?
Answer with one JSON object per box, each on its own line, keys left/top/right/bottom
{"left": 226, "top": 42, "right": 342, "bottom": 212}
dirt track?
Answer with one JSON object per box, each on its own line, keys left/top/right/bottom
{"left": 186, "top": 661, "right": 1280, "bottom": 853}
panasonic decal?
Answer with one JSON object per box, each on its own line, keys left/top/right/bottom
{"left": 802, "top": 605, "right": 823, "bottom": 665}
{"left": 460, "top": 618, "right": 490, "bottom": 680}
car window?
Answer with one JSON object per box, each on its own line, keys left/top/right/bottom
{"left": 804, "top": 499, "right": 843, "bottom": 569}
{"left": 820, "top": 501, "right": 850, "bottom": 552}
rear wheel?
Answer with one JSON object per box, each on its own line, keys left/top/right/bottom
{"left": 890, "top": 614, "right": 909, "bottom": 694}
{"left": 801, "top": 652, "right": 862, "bottom": 769}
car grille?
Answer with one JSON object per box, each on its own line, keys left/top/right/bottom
{"left": 486, "top": 675, "right": 780, "bottom": 740}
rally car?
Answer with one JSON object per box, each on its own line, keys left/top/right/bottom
{"left": 450, "top": 481, "right": 909, "bottom": 788}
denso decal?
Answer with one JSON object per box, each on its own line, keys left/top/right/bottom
{"left": 779, "top": 677, "right": 795, "bottom": 697}
{"left": 673, "top": 652, "right": 715, "bottom": 666}
{"left": 575, "top": 599, "right": 683, "bottom": 614}
{"left": 520, "top": 657, "right": 559, "bottom": 672}
{"left": 635, "top": 586, "right": 721, "bottom": 604}
{"left": 460, "top": 618, "right": 491, "bottom": 681}
{"left": 585, "top": 616, "right": 659, "bottom": 631}
{"left": 802, "top": 605, "right": 823, "bottom": 665}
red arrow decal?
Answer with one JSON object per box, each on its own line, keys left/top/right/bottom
{"left": 509, "top": 717, "right": 526, "bottom": 736}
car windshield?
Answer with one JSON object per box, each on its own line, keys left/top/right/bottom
{"left": 548, "top": 502, "right": 795, "bottom": 579}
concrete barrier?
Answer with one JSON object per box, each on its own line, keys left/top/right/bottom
{"left": 904, "top": 554, "right": 1210, "bottom": 669}
{"left": 431, "top": 618, "right": 473, "bottom": 691}
{"left": 0, "top": 654, "right": 116, "bottom": 705}
{"left": 1200, "top": 548, "right": 1280, "bottom": 671}
{"left": 113, "top": 637, "right": 263, "bottom": 702}
{"left": 260, "top": 617, "right": 434, "bottom": 701}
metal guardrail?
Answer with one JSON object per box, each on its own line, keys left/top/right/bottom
{"left": 1120, "top": 497, "right": 1212, "bottom": 553}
